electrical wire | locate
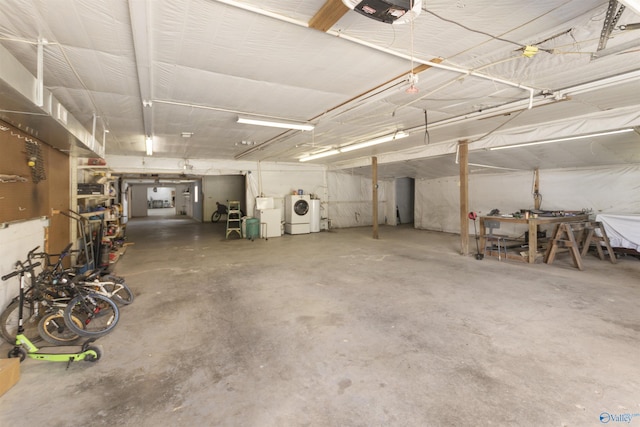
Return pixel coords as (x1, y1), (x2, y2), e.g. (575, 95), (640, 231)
(470, 108), (527, 143)
(423, 9), (522, 47)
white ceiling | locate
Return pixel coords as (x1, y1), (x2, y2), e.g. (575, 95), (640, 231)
(0, 0), (639, 179)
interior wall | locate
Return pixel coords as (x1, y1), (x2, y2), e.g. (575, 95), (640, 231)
(189, 182), (203, 222)
(396, 177), (415, 225)
(0, 217), (49, 313)
(246, 168), (327, 221)
(147, 187), (174, 207)
(0, 120), (70, 252)
(203, 175), (245, 220)
(106, 156), (327, 221)
(130, 185), (149, 217)
(175, 185), (191, 217)
(327, 171), (390, 228)
(415, 164), (640, 236)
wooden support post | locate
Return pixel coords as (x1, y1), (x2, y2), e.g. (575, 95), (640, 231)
(459, 140), (469, 255)
(533, 168), (541, 210)
(372, 156), (379, 240)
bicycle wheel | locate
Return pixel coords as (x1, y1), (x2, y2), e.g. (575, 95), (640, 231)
(38, 310), (83, 345)
(102, 275), (134, 305)
(211, 211), (221, 223)
(0, 300), (43, 344)
(64, 293), (119, 338)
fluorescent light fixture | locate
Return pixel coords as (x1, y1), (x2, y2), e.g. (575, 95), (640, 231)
(489, 128), (635, 151)
(299, 150), (340, 162)
(340, 131), (409, 152)
(299, 131), (410, 162)
(237, 117), (314, 131)
(145, 137), (153, 156)
(619, 0), (640, 15)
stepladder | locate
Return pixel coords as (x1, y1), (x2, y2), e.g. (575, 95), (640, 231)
(226, 200), (242, 239)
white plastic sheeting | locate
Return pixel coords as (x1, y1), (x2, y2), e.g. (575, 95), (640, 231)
(327, 171), (392, 228)
(2, 0), (639, 167)
(595, 214), (640, 251)
(416, 164), (640, 237)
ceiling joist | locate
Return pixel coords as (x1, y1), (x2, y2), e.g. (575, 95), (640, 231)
(309, 0), (349, 31)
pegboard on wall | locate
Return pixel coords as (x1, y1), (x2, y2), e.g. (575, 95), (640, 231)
(0, 120), (70, 252)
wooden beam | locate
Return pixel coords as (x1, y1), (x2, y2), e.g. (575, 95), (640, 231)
(309, 0), (349, 32)
(533, 168), (541, 210)
(316, 58), (443, 118)
(459, 140), (469, 255)
(372, 156), (379, 239)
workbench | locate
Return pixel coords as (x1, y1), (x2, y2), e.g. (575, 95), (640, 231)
(479, 214), (590, 263)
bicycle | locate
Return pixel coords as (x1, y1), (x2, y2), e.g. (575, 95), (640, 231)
(1, 245), (126, 345)
(211, 201), (228, 223)
(211, 201), (245, 223)
(2, 260), (102, 365)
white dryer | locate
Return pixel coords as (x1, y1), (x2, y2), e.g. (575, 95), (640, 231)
(285, 194), (310, 234)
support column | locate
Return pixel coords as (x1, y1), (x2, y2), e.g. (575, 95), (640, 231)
(459, 140), (469, 255)
(372, 156), (379, 240)
(533, 168), (541, 209)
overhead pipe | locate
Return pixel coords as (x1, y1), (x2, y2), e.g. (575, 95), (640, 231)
(36, 38), (45, 107)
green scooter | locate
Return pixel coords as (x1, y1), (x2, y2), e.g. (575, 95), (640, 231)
(2, 260), (103, 367)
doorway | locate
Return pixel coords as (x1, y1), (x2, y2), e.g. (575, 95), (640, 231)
(395, 177), (415, 225)
(147, 187), (176, 216)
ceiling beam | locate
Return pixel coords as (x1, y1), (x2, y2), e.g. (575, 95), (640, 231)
(309, 0), (349, 32)
(128, 0), (154, 142)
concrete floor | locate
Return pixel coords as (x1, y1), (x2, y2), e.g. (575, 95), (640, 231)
(1, 217), (639, 426)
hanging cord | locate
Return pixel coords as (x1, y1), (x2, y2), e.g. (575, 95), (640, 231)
(409, 0), (416, 78)
(423, 109), (430, 145)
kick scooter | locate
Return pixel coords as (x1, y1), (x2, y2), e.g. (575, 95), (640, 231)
(2, 260), (103, 367)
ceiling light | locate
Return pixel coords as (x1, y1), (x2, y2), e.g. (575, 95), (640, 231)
(405, 74), (419, 94)
(298, 131), (409, 161)
(299, 150), (340, 162)
(237, 117), (314, 131)
(145, 137), (153, 156)
(488, 128), (635, 151)
(618, 0), (640, 15)
(181, 132), (193, 138)
(340, 131), (409, 152)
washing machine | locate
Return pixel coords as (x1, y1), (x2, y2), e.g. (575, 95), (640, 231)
(284, 194), (310, 234)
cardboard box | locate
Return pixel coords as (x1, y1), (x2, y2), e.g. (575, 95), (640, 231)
(0, 358), (20, 397)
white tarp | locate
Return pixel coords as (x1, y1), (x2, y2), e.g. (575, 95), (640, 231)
(416, 164), (640, 236)
(595, 214), (640, 251)
(327, 171), (390, 228)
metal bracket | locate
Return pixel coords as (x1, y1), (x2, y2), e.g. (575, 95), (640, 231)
(595, 0), (626, 55)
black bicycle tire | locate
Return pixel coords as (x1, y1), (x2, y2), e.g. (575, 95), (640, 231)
(37, 310), (83, 345)
(0, 300), (42, 344)
(101, 276), (135, 305)
(63, 293), (119, 338)
(211, 211), (221, 223)
(84, 344), (103, 362)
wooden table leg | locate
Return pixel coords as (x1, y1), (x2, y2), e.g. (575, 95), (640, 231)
(479, 217), (486, 256)
(528, 219), (537, 263)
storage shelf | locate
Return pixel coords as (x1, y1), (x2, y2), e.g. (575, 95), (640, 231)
(79, 211), (105, 218)
(77, 194), (112, 199)
(78, 165), (109, 170)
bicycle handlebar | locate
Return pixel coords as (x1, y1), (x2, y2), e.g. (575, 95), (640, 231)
(27, 246), (40, 257)
(1, 261), (42, 281)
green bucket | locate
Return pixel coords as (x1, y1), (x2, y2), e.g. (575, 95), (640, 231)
(246, 218), (260, 239)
